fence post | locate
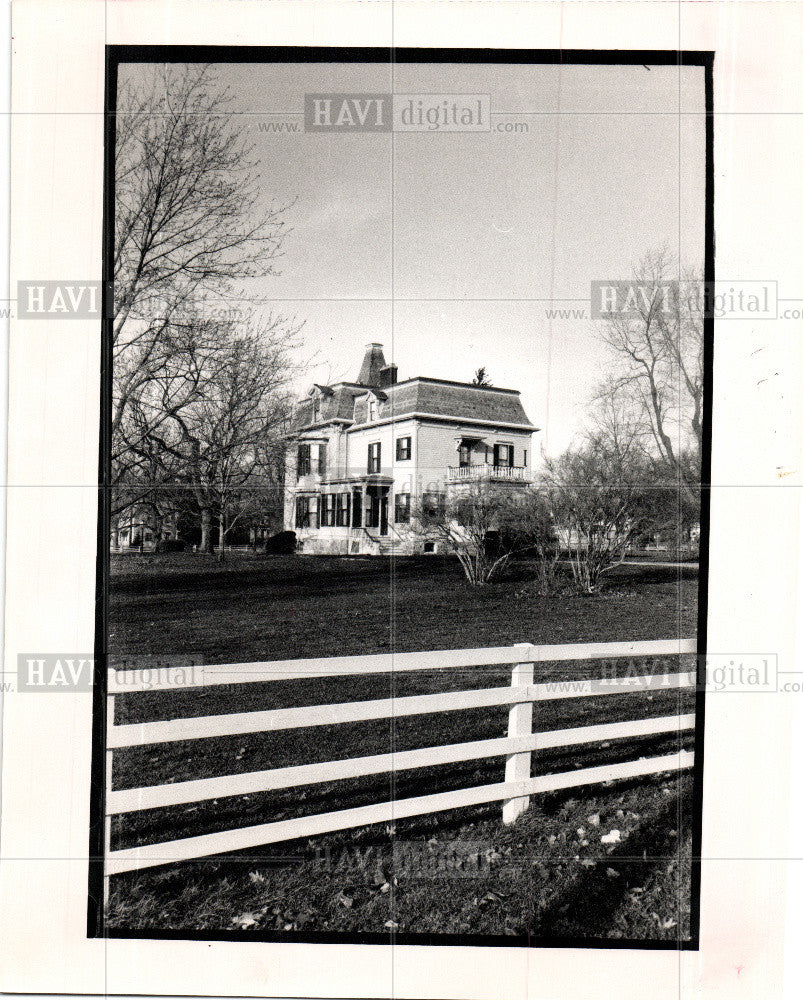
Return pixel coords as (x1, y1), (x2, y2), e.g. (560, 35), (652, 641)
(502, 643), (535, 825)
(103, 692), (114, 915)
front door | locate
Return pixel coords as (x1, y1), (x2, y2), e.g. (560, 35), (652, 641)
(366, 486), (389, 535)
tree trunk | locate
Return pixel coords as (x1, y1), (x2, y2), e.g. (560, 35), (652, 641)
(218, 511), (226, 563)
(200, 509), (212, 553)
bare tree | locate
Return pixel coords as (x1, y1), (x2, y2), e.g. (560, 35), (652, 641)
(112, 63), (293, 506)
(596, 250), (704, 503)
(543, 398), (679, 594)
(171, 320), (298, 558)
(472, 367), (492, 386)
(412, 483), (555, 587)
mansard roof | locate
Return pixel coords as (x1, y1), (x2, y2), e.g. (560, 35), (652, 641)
(372, 378), (535, 428)
(290, 376), (536, 433)
(289, 338), (536, 433)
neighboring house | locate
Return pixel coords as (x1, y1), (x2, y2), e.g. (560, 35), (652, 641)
(111, 508), (178, 552)
(284, 344), (538, 555)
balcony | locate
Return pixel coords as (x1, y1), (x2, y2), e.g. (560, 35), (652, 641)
(447, 464), (530, 483)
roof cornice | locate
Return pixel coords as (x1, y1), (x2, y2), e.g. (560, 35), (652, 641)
(345, 412), (538, 434)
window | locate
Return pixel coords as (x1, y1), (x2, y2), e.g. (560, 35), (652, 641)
(368, 441), (381, 474)
(422, 491), (446, 521)
(317, 444), (327, 478)
(295, 496), (310, 528)
(458, 441), (471, 467)
(494, 443), (514, 468)
(368, 398), (378, 421)
(455, 496), (474, 527)
(336, 493), (350, 527)
(394, 492), (411, 524)
(297, 444), (311, 477)
(320, 493), (336, 527)
(396, 436), (411, 461)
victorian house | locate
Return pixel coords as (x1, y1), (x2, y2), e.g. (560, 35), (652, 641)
(284, 344), (537, 554)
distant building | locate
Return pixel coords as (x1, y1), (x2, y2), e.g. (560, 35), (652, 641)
(284, 344), (538, 555)
(111, 508), (178, 552)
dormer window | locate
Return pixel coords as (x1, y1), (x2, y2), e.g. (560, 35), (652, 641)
(368, 398), (378, 421)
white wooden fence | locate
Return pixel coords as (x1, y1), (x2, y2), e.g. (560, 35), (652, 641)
(103, 638), (697, 902)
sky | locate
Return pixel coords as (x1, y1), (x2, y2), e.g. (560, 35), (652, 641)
(120, 59), (706, 458)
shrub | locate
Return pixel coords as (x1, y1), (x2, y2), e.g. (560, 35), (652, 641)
(155, 538), (186, 553)
(265, 530), (296, 555)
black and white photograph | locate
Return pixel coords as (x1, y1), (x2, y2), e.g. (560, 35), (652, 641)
(95, 49), (713, 947)
(7, 1), (803, 996)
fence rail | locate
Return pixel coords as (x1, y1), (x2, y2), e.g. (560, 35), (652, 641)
(103, 638), (697, 898)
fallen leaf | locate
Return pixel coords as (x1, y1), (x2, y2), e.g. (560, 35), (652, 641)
(477, 891), (507, 909)
(601, 829), (622, 845)
(588, 813), (601, 827)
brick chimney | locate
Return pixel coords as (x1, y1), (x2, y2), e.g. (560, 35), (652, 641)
(379, 363), (398, 388)
(357, 343), (387, 387)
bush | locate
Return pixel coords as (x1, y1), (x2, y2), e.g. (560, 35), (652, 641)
(155, 538), (186, 553)
(264, 530), (296, 555)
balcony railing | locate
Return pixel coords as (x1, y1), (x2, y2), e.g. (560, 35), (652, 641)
(447, 464), (530, 483)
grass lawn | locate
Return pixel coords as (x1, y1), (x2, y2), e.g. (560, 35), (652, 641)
(109, 551), (698, 662)
(106, 552), (699, 941)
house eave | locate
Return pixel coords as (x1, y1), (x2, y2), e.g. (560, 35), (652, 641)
(346, 412), (539, 434)
(285, 419), (353, 439)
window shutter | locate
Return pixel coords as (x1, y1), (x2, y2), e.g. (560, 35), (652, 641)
(493, 444), (500, 467)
